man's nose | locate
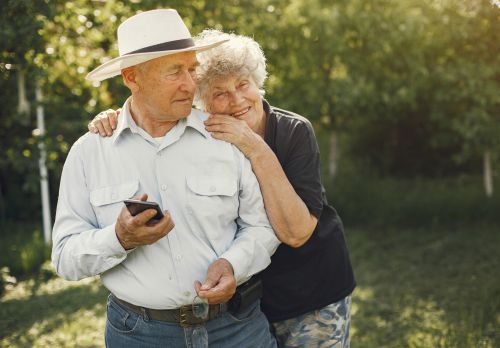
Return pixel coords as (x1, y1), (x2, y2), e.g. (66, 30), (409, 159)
(179, 70), (196, 92)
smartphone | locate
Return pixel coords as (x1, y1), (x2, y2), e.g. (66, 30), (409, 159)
(124, 199), (164, 221)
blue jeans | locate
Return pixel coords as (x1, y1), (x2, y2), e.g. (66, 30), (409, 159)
(105, 294), (277, 348)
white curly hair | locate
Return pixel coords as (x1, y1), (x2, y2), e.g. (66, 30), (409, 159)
(193, 29), (268, 109)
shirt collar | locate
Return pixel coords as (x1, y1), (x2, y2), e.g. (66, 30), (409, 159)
(111, 99), (210, 143)
(111, 98), (138, 144)
(185, 108), (211, 139)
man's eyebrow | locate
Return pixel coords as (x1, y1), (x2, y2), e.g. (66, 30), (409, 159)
(167, 63), (183, 71)
(166, 61), (199, 71)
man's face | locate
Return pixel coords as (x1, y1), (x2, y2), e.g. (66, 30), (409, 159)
(205, 74), (264, 132)
(134, 51), (198, 120)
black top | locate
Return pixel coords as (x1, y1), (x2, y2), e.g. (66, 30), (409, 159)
(260, 101), (356, 323)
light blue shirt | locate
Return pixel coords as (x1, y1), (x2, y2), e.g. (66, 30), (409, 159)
(51, 99), (279, 309)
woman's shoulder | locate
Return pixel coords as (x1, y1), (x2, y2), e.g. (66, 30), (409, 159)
(267, 104), (316, 142)
(269, 105), (312, 127)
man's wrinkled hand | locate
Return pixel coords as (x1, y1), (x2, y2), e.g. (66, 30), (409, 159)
(195, 258), (236, 304)
(115, 193), (174, 250)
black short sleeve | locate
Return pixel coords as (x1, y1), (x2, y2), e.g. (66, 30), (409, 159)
(264, 105), (323, 218)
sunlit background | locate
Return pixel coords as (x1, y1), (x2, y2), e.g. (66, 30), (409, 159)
(1, 1), (499, 347)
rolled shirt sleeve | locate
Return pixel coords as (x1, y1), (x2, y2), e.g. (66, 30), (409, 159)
(51, 140), (127, 281)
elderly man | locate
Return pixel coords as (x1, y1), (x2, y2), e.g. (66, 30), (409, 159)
(51, 9), (279, 348)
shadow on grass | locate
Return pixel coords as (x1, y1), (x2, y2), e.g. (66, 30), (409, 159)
(348, 223), (500, 348)
(0, 277), (107, 346)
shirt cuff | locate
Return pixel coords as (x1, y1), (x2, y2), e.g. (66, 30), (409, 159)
(97, 222), (128, 257)
(219, 250), (270, 285)
(219, 253), (244, 284)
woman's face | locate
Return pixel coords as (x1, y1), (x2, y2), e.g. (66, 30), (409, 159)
(205, 74), (265, 132)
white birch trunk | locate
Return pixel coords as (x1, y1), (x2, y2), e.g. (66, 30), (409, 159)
(17, 70), (30, 116)
(36, 85), (52, 244)
(328, 131), (339, 178)
(483, 150), (493, 197)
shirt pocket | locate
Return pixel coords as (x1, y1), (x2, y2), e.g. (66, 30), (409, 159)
(185, 175), (238, 241)
(90, 180), (139, 228)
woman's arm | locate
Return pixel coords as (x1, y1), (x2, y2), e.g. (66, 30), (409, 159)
(205, 115), (318, 247)
(250, 138), (318, 247)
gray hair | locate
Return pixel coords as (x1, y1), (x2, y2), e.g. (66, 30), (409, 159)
(193, 30), (268, 109)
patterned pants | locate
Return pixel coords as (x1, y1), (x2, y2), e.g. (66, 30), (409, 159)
(271, 295), (351, 348)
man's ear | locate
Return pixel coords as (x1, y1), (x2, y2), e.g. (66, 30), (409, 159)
(122, 67), (140, 92)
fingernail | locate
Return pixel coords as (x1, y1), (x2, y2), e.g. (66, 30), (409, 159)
(201, 284), (210, 290)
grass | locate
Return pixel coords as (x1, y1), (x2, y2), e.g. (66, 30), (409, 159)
(348, 223), (500, 348)
(1, 224), (498, 347)
(0, 272), (107, 347)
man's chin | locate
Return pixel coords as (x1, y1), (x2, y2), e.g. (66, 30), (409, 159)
(172, 105), (193, 119)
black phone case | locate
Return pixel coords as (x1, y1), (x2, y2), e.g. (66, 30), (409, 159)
(124, 200), (164, 220)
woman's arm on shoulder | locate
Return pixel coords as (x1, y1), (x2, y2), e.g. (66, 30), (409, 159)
(248, 138), (319, 248)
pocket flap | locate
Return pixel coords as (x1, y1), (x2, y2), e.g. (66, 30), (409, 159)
(90, 181), (139, 207)
(186, 175), (237, 197)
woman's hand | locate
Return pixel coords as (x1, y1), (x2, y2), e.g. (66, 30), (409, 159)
(204, 114), (265, 159)
(88, 109), (121, 137)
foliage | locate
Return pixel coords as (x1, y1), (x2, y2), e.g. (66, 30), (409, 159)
(0, 222), (50, 277)
(0, 0), (499, 220)
(266, 0), (500, 176)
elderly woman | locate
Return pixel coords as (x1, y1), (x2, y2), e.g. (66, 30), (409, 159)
(89, 30), (355, 347)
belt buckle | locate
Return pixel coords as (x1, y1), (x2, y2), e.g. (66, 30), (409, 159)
(179, 305), (205, 328)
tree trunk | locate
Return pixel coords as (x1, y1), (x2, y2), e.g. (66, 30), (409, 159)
(483, 150), (493, 197)
(17, 69), (30, 122)
(0, 181), (5, 231)
(328, 130), (339, 178)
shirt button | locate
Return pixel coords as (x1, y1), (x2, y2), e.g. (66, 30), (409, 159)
(161, 184), (167, 191)
(176, 255), (182, 261)
(111, 192), (116, 199)
(183, 291), (191, 297)
(210, 186), (216, 192)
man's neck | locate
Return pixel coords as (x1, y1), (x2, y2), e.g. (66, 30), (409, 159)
(129, 98), (178, 137)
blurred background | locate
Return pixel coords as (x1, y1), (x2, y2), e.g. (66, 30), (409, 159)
(0, 0), (499, 347)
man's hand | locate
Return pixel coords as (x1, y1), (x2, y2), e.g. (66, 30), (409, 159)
(88, 108), (121, 137)
(115, 194), (174, 250)
(195, 258), (236, 304)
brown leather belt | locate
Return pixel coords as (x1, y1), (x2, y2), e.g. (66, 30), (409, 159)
(112, 295), (227, 327)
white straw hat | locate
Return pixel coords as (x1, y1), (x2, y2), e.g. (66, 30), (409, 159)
(86, 9), (227, 82)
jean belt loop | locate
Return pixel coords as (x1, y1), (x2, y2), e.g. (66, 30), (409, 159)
(141, 307), (150, 321)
